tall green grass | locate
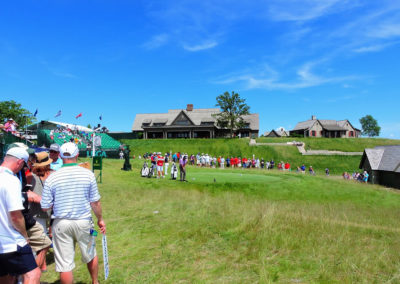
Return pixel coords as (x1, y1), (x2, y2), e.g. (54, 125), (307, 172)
(41, 159), (400, 283)
(256, 137), (400, 151)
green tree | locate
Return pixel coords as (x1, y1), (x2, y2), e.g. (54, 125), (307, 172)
(87, 124), (92, 129)
(0, 100), (36, 129)
(359, 115), (380, 137)
(214, 91), (250, 138)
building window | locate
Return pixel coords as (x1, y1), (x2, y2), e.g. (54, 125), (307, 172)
(153, 123), (165, 127)
(349, 131), (354, 137)
(311, 130), (316, 137)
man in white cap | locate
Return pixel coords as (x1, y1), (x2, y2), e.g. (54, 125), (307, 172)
(0, 147), (41, 283)
(41, 142), (106, 284)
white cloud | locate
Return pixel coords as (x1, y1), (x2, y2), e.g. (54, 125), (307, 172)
(142, 34), (169, 49)
(183, 41), (218, 52)
(267, 0), (355, 22)
(368, 23), (400, 38)
(353, 42), (396, 53)
(216, 61), (358, 90)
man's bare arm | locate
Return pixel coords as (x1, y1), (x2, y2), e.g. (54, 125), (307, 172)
(10, 210), (28, 240)
(90, 200), (106, 234)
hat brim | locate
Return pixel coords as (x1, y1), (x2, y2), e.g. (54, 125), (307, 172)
(33, 159), (53, 167)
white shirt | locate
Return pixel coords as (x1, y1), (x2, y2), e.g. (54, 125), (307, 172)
(0, 166), (27, 253)
(41, 164), (101, 220)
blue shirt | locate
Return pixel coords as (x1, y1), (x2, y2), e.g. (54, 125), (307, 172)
(50, 158), (63, 171)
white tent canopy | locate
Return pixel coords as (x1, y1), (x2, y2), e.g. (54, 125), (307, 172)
(29, 120), (93, 132)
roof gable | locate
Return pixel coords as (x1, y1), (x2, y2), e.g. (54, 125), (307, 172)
(171, 111), (195, 126)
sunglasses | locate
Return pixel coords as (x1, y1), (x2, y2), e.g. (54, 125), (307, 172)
(49, 150), (59, 153)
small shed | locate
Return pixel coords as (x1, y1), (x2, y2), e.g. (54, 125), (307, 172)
(359, 145), (400, 189)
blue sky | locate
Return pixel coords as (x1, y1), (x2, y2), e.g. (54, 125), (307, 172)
(1, 1), (399, 138)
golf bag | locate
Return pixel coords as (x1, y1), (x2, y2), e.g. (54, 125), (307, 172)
(148, 163), (155, 178)
(141, 162), (150, 177)
(171, 163), (178, 180)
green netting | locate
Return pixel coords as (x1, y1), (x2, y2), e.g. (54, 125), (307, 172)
(0, 132), (33, 159)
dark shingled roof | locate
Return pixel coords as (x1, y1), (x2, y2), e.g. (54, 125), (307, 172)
(361, 145), (400, 173)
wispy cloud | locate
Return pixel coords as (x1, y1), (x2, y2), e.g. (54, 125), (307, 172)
(40, 59), (77, 79)
(142, 33), (169, 49)
(368, 22), (400, 39)
(267, 0), (356, 22)
(183, 41), (218, 52)
(216, 61), (358, 90)
(353, 41), (398, 53)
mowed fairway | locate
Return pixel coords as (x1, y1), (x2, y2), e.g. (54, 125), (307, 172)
(41, 159), (400, 283)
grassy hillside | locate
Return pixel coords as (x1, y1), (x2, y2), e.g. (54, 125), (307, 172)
(123, 138), (363, 175)
(41, 159), (400, 283)
(256, 137), (400, 152)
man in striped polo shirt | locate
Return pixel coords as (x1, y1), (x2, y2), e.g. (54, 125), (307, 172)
(41, 142), (106, 284)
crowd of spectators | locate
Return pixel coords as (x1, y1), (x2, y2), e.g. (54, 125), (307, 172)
(0, 142), (105, 283)
(140, 152), (321, 176)
(342, 170), (369, 183)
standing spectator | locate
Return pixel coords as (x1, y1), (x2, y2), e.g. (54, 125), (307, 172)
(325, 168), (330, 176)
(119, 151), (124, 160)
(363, 171), (369, 183)
(30, 151), (53, 272)
(300, 164), (306, 174)
(0, 147), (41, 283)
(49, 144), (63, 171)
(179, 155), (187, 182)
(156, 152), (165, 178)
(270, 160), (275, 169)
(220, 157), (225, 169)
(164, 153), (170, 176)
(200, 153), (205, 167)
(309, 166), (315, 175)
(196, 153), (201, 167)
(41, 143), (106, 284)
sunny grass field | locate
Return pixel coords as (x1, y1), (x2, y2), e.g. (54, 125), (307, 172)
(40, 158), (400, 283)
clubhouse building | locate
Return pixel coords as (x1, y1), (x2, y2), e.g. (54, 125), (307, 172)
(290, 116), (361, 138)
(132, 104), (259, 139)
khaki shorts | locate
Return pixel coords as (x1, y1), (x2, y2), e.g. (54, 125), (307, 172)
(52, 219), (96, 272)
(27, 222), (52, 253)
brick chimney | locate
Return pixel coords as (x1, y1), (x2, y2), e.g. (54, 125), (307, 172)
(186, 104), (193, 111)
(311, 115), (316, 120)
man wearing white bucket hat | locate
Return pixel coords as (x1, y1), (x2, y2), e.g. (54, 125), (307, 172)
(41, 142), (106, 284)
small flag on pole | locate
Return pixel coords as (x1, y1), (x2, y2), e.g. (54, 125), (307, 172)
(33, 109), (38, 117)
(76, 113), (82, 119)
(102, 234), (109, 280)
(55, 110), (62, 117)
